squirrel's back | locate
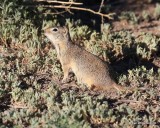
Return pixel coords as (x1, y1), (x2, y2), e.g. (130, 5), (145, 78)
(44, 26), (124, 91)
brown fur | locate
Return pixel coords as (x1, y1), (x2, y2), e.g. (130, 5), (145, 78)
(44, 26), (126, 92)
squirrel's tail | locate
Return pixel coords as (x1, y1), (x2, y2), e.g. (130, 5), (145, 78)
(112, 83), (138, 93)
(112, 83), (126, 92)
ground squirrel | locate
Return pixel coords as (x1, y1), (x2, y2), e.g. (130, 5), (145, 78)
(44, 26), (125, 92)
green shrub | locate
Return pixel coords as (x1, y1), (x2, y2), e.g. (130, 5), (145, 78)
(0, 0), (160, 127)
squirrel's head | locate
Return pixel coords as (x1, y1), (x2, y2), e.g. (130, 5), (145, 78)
(44, 26), (70, 45)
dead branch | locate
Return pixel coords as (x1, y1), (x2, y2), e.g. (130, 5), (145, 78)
(34, 0), (83, 5)
(26, 1), (115, 19)
(52, 5), (115, 19)
(98, 0), (104, 12)
(117, 99), (146, 104)
(44, 10), (67, 15)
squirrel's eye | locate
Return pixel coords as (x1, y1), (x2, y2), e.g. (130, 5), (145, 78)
(52, 28), (58, 32)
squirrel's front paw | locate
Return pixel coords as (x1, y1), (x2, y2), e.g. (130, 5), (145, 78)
(61, 77), (70, 84)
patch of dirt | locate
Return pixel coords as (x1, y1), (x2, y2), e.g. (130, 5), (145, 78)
(110, 0), (160, 36)
(112, 20), (160, 36)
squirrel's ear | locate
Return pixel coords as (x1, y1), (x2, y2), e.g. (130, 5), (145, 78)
(62, 26), (69, 35)
(62, 26), (71, 40)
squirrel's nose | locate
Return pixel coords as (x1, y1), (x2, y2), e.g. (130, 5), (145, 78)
(42, 26), (50, 32)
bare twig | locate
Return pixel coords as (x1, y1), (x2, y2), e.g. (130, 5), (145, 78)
(34, 0), (83, 5)
(52, 5), (115, 19)
(9, 105), (28, 109)
(117, 99), (146, 104)
(101, 16), (104, 32)
(0, 103), (28, 109)
(44, 10), (67, 15)
(24, 1), (115, 19)
(99, 0), (105, 33)
(98, 0), (104, 12)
